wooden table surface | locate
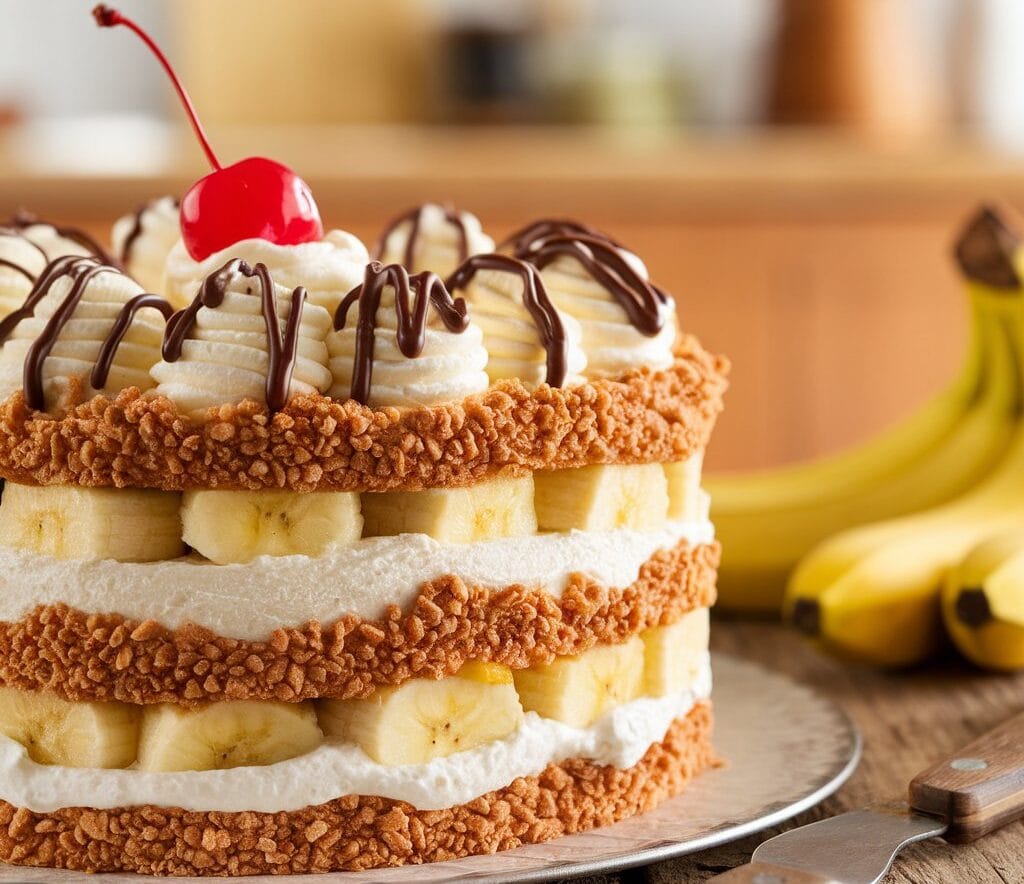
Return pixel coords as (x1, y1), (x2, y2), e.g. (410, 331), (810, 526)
(572, 619), (1024, 884)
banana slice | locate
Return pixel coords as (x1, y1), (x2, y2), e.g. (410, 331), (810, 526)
(0, 483), (183, 562)
(137, 700), (322, 772)
(0, 686), (139, 768)
(512, 637), (645, 728)
(361, 475), (536, 543)
(641, 608), (710, 697)
(181, 490), (363, 564)
(319, 661), (524, 765)
(664, 454), (707, 521)
(533, 464), (669, 532)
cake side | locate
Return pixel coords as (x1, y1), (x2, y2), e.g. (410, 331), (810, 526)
(0, 191), (726, 875)
(0, 704), (713, 876)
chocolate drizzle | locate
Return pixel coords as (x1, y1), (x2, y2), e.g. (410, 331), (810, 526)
(90, 294), (174, 390)
(334, 261), (470, 405)
(373, 205), (470, 270)
(163, 259), (310, 412)
(502, 218), (620, 257)
(446, 253), (569, 387)
(504, 220), (668, 337)
(0, 227), (48, 283)
(118, 198), (180, 268)
(5, 256), (113, 410)
(527, 235), (668, 336)
(8, 211), (120, 268)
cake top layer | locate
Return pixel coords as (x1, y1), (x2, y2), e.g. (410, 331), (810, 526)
(0, 201), (699, 417)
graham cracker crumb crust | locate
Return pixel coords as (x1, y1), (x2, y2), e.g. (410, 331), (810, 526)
(0, 540), (718, 705)
(0, 702), (713, 876)
(0, 337), (727, 493)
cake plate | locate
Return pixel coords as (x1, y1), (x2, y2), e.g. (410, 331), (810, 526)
(0, 653), (860, 884)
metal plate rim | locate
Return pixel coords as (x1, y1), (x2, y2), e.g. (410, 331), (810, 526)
(437, 652), (863, 884)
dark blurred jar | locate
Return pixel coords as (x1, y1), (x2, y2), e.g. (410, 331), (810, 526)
(441, 20), (535, 124)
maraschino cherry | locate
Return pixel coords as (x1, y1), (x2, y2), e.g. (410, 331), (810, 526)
(93, 5), (323, 262)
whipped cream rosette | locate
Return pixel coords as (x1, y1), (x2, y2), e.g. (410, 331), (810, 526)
(375, 203), (494, 278)
(505, 220), (677, 377)
(151, 259), (332, 415)
(447, 253), (587, 388)
(0, 256), (170, 410)
(7, 213), (115, 264)
(164, 229), (369, 313)
(0, 228), (49, 319)
(112, 195), (181, 295)
(327, 261), (489, 407)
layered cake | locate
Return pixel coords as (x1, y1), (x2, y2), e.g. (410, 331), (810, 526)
(0, 7), (728, 877)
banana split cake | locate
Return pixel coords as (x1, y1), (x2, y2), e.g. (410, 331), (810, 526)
(0, 7), (728, 878)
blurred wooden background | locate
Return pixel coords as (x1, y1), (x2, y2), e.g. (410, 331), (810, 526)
(3, 127), (1021, 472)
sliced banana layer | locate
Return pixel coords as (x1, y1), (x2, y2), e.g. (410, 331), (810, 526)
(0, 687), (139, 769)
(0, 668), (711, 813)
(181, 490), (363, 564)
(534, 463), (670, 532)
(319, 661), (523, 766)
(0, 265), (166, 408)
(0, 615), (710, 773)
(361, 475), (536, 543)
(513, 636), (646, 729)
(0, 484), (183, 563)
(664, 454), (708, 522)
(642, 608), (711, 697)
(137, 700), (322, 772)
(150, 277), (334, 415)
(376, 203), (494, 278)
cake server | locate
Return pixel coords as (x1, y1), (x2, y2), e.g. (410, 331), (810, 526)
(709, 709), (1024, 883)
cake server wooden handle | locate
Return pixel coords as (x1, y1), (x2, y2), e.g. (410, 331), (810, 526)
(910, 709), (1024, 842)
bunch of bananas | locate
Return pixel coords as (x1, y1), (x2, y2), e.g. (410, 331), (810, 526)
(711, 205), (1024, 670)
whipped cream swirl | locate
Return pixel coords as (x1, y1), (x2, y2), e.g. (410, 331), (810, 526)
(0, 230), (48, 318)
(0, 662), (710, 814)
(9, 216), (112, 264)
(376, 203), (494, 278)
(164, 230), (369, 313)
(449, 255), (586, 388)
(151, 265), (333, 415)
(0, 261), (166, 409)
(505, 222), (678, 378)
(537, 247), (676, 377)
(112, 196), (180, 297)
(327, 263), (488, 407)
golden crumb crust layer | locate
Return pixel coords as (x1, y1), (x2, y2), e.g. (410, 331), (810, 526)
(0, 336), (727, 492)
(0, 540), (718, 706)
(0, 702), (713, 876)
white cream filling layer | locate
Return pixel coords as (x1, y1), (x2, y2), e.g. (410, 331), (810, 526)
(0, 655), (710, 814)
(0, 519), (713, 641)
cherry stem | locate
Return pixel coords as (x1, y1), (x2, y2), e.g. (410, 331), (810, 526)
(92, 5), (221, 171)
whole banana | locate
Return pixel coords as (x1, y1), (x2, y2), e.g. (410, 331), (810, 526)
(942, 532), (1024, 671)
(712, 206), (1024, 612)
(785, 286), (1024, 668)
